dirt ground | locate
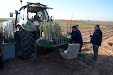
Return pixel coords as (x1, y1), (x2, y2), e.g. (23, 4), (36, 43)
(56, 20), (113, 26)
(0, 20), (113, 75)
(0, 20), (7, 23)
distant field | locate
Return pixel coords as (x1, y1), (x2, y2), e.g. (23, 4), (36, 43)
(0, 18), (14, 21)
(0, 18), (15, 23)
(56, 20), (113, 26)
(60, 24), (105, 28)
(0, 18), (112, 28)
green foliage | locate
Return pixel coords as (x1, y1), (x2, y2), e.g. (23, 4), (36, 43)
(39, 22), (63, 41)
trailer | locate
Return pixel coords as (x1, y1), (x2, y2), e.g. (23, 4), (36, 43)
(34, 34), (95, 68)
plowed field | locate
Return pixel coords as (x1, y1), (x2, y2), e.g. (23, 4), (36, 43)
(0, 20), (113, 75)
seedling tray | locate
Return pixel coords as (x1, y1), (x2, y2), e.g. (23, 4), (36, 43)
(35, 38), (70, 48)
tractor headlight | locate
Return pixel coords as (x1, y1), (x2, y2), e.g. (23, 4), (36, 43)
(31, 23), (33, 26)
(27, 22), (31, 25)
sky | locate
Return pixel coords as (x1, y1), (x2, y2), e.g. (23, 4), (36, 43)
(0, 0), (113, 21)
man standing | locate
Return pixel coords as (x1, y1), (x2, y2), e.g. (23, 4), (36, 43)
(70, 25), (83, 52)
(91, 25), (102, 61)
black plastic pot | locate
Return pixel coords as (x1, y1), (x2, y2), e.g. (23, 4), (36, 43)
(4, 39), (10, 43)
(10, 38), (14, 43)
(50, 40), (54, 46)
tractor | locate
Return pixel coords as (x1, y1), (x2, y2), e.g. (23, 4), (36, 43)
(10, 2), (53, 59)
(8, 2), (95, 67)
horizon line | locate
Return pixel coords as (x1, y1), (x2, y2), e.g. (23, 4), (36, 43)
(0, 18), (113, 22)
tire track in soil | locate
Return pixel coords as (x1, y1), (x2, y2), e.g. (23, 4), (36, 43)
(99, 36), (113, 56)
(82, 29), (113, 42)
(83, 34), (113, 56)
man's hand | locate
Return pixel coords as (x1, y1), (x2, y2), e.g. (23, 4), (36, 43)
(90, 35), (92, 37)
(67, 32), (70, 34)
(67, 32), (71, 35)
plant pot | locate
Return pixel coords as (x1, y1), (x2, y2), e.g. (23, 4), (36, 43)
(54, 39), (59, 45)
(57, 39), (60, 45)
(59, 39), (62, 44)
(52, 38), (55, 45)
(4, 39), (10, 43)
(10, 38), (14, 43)
(50, 40), (54, 46)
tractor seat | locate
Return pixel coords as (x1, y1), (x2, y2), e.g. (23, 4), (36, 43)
(60, 43), (80, 59)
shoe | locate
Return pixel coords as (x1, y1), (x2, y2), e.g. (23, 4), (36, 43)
(92, 58), (97, 61)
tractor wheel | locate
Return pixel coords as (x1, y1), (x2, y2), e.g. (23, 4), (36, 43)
(15, 28), (35, 59)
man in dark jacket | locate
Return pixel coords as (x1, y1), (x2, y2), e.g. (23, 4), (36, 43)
(70, 25), (83, 52)
(91, 25), (102, 61)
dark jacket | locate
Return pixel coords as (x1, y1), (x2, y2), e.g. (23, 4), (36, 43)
(70, 30), (83, 45)
(91, 29), (102, 46)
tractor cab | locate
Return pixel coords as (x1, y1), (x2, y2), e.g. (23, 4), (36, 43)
(18, 2), (52, 26)
(11, 2), (53, 31)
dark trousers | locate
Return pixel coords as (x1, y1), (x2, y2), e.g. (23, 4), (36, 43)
(79, 45), (82, 52)
(93, 45), (99, 60)
(0, 48), (4, 70)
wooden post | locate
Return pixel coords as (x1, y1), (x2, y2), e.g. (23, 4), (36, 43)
(20, 0), (22, 6)
(70, 24), (71, 31)
(90, 32), (91, 54)
(67, 22), (68, 32)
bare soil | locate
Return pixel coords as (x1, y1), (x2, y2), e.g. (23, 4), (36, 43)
(56, 20), (113, 26)
(0, 20), (7, 23)
(0, 20), (113, 75)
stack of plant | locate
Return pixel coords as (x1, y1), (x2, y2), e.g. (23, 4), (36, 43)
(0, 20), (14, 43)
(38, 22), (67, 45)
(0, 23), (3, 44)
(7, 20), (14, 43)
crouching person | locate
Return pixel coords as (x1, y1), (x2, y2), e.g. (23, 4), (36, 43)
(70, 25), (83, 52)
(91, 25), (102, 61)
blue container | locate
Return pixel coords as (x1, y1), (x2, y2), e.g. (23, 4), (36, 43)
(1, 43), (15, 61)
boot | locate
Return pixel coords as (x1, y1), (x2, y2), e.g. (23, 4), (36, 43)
(93, 56), (97, 61)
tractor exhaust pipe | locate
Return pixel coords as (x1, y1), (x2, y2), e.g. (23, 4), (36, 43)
(20, 0), (22, 6)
